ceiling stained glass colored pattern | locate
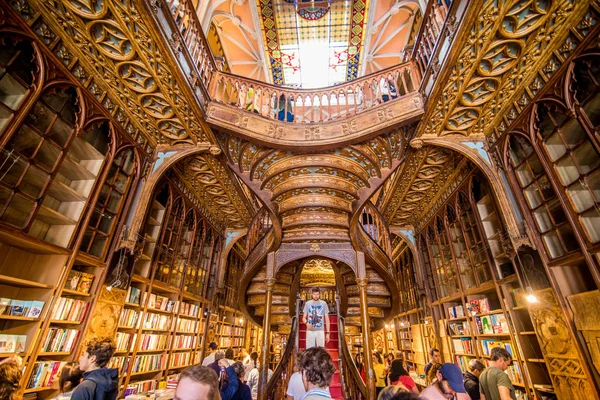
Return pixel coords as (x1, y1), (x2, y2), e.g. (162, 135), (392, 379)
(257, 0), (369, 87)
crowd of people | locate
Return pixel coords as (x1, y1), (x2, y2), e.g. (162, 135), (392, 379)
(0, 334), (517, 400)
(349, 345), (517, 400)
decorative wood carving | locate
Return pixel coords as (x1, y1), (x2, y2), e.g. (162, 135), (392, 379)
(529, 288), (597, 400)
(420, 0), (594, 139)
(568, 290), (600, 378)
(81, 286), (126, 345)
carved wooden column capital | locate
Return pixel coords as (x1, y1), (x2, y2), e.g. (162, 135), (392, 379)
(356, 277), (369, 289)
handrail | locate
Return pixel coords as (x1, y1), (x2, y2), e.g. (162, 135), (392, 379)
(360, 201), (393, 258)
(209, 61), (418, 124)
(411, 0), (452, 77)
(266, 298), (301, 399)
(163, 0), (217, 85)
(246, 207), (272, 254)
(337, 296), (367, 400)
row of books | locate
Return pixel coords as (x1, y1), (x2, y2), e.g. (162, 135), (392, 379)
(219, 337), (244, 348)
(475, 313), (509, 335)
(169, 352), (191, 368)
(127, 287), (142, 305)
(179, 302), (200, 318)
(120, 309), (141, 328)
(0, 298), (45, 318)
(454, 354), (474, 373)
(131, 353), (167, 374)
(451, 338), (474, 355)
(0, 334), (26, 353)
(219, 325), (245, 336)
(51, 298), (90, 322)
(123, 379), (159, 397)
(65, 270), (94, 293)
(447, 305), (465, 318)
(145, 293), (178, 313)
(143, 313), (172, 330)
(116, 332), (136, 351)
(107, 356), (128, 374)
(173, 335), (196, 349)
(139, 334), (169, 351)
(480, 340), (513, 357)
(448, 320), (470, 336)
(42, 328), (80, 353)
(27, 361), (67, 389)
(176, 318), (199, 333)
(467, 298), (491, 315)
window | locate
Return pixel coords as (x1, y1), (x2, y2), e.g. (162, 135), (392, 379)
(508, 134), (577, 259)
(79, 147), (134, 258)
(0, 38), (36, 133)
(155, 197), (185, 284)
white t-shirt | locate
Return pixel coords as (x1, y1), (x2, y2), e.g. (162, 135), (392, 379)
(286, 371), (306, 400)
(201, 352), (215, 366)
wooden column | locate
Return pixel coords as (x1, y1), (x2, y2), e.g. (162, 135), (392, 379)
(357, 251), (375, 399)
(258, 253), (276, 400)
(257, 277), (275, 400)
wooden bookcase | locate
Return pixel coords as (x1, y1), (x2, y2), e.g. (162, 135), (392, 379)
(215, 306), (247, 352)
(416, 173), (556, 400)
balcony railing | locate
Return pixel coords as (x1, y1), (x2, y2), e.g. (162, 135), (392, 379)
(165, 0), (216, 85)
(360, 202), (392, 258)
(412, 0), (452, 77)
(208, 62), (418, 124)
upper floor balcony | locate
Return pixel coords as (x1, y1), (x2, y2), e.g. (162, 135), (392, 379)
(148, 0), (468, 146)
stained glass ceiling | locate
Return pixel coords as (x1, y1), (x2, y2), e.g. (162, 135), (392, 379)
(257, 0), (369, 88)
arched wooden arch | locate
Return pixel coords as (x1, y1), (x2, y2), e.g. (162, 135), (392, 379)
(123, 144), (217, 250)
(410, 137), (527, 247)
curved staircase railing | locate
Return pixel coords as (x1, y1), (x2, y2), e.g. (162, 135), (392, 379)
(246, 206), (273, 255)
(209, 62), (418, 124)
(266, 298), (300, 400)
(359, 201), (393, 258)
(337, 296), (367, 400)
(412, 0), (451, 77)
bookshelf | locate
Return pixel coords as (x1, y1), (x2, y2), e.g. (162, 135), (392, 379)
(416, 174), (555, 400)
(215, 306), (247, 352)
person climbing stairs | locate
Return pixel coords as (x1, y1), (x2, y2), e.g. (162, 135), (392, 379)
(299, 314), (343, 399)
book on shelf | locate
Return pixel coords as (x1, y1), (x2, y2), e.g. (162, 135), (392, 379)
(480, 339), (513, 357)
(490, 314), (509, 334)
(447, 305), (464, 318)
(120, 309), (141, 328)
(27, 361), (67, 389)
(51, 298), (90, 322)
(42, 328), (80, 352)
(0, 299), (45, 318)
(468, 298), (490, 315)
(76, 273), (94, 294)
(476, 316), (494, 334)
(132, 353), (167, 373)
(0, 334), (27, 353)
(127, 287), (142, 305)
(448, 321), (469, 336)
(66, 270), (81, 291)
(0, 298), (10, 315)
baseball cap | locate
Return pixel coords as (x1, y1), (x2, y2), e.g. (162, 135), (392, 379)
(439, 363), (466, 393)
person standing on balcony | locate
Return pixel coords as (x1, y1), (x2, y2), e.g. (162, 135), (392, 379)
(379, 77), (390, 102)
(302, 287), (330, 349)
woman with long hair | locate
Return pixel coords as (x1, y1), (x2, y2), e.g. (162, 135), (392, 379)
(373, 351), (386, 397)
(51, 362), (83, 400)
(389, 360), (419, 394)
(0, 357), (21, 400)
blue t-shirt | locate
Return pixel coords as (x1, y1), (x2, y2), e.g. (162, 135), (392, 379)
(303, 300), (329, 330)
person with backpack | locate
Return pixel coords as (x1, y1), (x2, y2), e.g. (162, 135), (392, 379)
(71, 338), (118, 400)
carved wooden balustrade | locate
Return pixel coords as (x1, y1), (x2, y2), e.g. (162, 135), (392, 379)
(246, 207), (273, 255)
(360, 202), (392, 259)
(338, 311), (367, 400)
(164, 0), (216, 85)
(209, 62), (418, 124)
(266, 300), (300, 400)
(412, 0), (451, 77)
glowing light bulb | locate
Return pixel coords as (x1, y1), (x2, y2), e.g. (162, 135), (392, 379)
(526, 293), (538, 303)
(400, 321), (405, 327)
(385, 324), (389, 330)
